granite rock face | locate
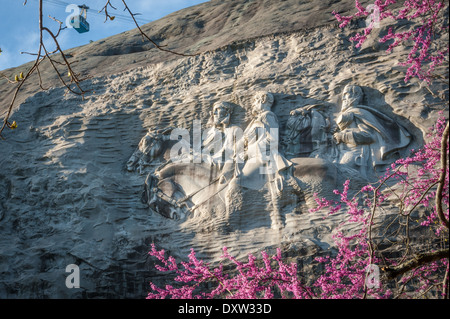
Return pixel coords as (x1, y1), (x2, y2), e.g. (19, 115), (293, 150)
(0, 0), (448, 298)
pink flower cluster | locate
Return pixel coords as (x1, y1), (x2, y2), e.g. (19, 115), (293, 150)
(314, 114), (448, 298)
(333, 0), (448, 83)
(147, 244), (314, 299)
(383, 113), (449, 233)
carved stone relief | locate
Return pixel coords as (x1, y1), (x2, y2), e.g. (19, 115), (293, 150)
(128, 85), (413, 230)
(333, 84), (412, 180)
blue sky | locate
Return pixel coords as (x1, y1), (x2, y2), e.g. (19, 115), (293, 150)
(0, 0), (208, 71)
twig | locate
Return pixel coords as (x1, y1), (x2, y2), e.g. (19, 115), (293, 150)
(0, 0), (89, 139)
(443, 266), (449, 298)
(119, 0), (198, 57)
(1, 0), (201, 140)
(435, 122), (449, 228)
(0, 72), (17, 84)
(383, 248), (449, 280)
(99, 0), (117, 23)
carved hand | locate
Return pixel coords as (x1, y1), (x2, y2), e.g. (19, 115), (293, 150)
(289, 109), (304, 116)
(333, 132), (343, 144)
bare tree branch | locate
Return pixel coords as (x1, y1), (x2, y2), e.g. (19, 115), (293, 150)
(436, 122), (449, 228)
(103, 0), (199, 57)
(383, 248), (449, 280)
(0, 0), (91, 138)
(1, 0), (201, 140)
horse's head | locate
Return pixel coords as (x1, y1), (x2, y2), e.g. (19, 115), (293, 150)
(140, 132), (164, 160)
(283, 109), (312, 145)
(127, 128), (174, 172)
(141, 174), (189, 221)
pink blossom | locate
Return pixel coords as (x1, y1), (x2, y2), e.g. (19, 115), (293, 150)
(333, 0), (448, 83)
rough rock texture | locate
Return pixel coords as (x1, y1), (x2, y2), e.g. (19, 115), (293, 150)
(0, 0), (448, 298)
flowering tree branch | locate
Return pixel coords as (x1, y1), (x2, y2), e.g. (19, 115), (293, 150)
(333, 0), (449, 83)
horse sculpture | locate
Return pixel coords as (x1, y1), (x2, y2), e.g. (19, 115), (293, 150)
(141, 160), (235, 220)
(136, 100), (241, 221)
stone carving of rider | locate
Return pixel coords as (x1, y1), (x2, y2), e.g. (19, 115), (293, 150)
(333, 84), (411, 179)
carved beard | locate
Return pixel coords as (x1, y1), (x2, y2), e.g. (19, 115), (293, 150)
(337, 112), (354, 130)
(252, 103), (270, 116)
(342, 94), (363, 111)
(214, 114), (230, 128)
(251, 105), (261, 116)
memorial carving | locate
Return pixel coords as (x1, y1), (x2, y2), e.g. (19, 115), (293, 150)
(129, 86), (413, 229)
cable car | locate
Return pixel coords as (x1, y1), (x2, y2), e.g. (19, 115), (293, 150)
(70, 4), (90, 33)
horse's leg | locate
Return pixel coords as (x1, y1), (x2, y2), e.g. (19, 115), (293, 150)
(141, 174), (157, 205)
(268, 175), (286, 230)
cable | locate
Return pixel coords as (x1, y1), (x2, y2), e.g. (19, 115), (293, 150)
(42, 0), (150, 25)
